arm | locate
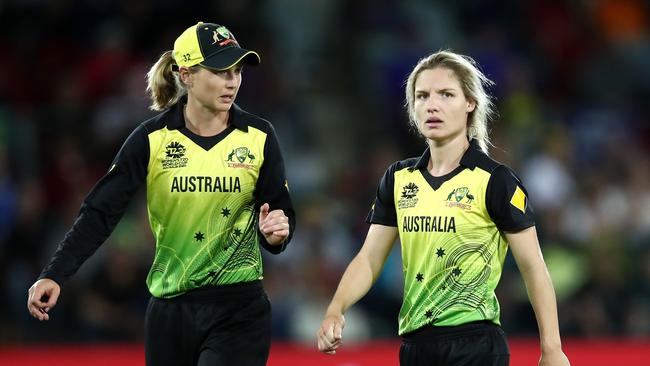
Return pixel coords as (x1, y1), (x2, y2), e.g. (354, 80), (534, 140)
(27, 125), (149, 321)
(506, 227), (570, 366)
(317, 224), (398, 355)
(254, 124), (295, 252)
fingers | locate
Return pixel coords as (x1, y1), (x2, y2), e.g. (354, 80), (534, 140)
(44, 286), (61, 310)
(259, 203), (270, 220)
(317, 318), (344, 355)
(271, 229), (290, 238)
(326, 321), (335, 341)
(317, 328), (341, 354)
(262, 223), (290, 235)
(27, 279), (60, 321)
(334, 321), (343, 340)
(259, 209), (289, 235)
(259, 205), (290, 245)
(28, 289), (50, 321)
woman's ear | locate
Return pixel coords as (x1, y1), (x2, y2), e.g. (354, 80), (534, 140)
(467, 101), (476, 113)
(178, 67), (193, 87)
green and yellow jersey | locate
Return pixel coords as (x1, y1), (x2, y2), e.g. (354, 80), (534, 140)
(367, 140), (534, 335)
(40, 99), (295, 298)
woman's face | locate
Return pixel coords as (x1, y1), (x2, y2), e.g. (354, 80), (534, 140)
(413, 67), (475, 143)
(185, 63), (243, 112)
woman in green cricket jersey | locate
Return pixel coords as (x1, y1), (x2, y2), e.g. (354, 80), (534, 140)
(317, 50), (569, 366)
(27, 22), (295, 366)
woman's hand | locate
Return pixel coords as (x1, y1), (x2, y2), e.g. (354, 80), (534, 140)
(27, 278), (61, 321)
(317, 313), (345, 355)
(539, 349), (571, 366)
(258, 203), (290, 245)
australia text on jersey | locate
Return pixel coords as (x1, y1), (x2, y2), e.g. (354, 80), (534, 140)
(402, 215), (456, 233)
(170, 176), (242, 193)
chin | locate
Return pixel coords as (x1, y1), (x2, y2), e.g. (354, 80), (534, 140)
(420, 130), (446, 140)
(214, 103), (233, 112)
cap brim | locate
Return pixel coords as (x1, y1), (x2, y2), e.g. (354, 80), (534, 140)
(200, 47), (260, 70)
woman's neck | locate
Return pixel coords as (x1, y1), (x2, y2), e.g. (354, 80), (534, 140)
(184, 100), (230, 137)
(426, 135), (470, 177)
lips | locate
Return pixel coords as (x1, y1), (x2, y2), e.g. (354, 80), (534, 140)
(425, 117), (443, 127)
(219, 95), (234, 103)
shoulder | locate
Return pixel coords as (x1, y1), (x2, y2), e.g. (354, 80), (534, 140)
(463, 145), (525, 188)
(140, 107), (178, 135)
(470, 149), (502, 175)
(233, 104), (275, 135)
(396, 157), (420, 172)
(383, 157), (421, 178)
(489, 163), (524, 186)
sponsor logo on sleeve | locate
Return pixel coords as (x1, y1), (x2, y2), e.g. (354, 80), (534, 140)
(510, 186), (527, 213)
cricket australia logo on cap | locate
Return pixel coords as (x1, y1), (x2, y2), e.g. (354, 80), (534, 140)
(212, 26), (238, 47)
(162, 141), (189, 169)
(445, 187), (474, 210)
(397, 182), (419, 209)
(226, 146), (255, 169)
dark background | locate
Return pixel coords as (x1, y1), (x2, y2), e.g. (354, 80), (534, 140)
(1, 0), (649, 345)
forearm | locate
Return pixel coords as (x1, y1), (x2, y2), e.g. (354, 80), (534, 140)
(40, 125), (148, 284)
(40, 204), (125, 284)
(520, 264), (563, 351)
(326, 254), (376, 316)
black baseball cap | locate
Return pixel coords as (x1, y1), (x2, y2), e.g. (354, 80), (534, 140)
(172, 22), (260, 70)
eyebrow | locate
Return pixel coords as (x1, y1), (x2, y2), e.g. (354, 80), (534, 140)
(415, 87), (458, 93)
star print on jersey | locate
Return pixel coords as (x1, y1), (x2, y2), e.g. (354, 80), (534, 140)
(436, 248), (445, 258)
(194, 232), (205, 242)
(221, 207), (231, 217)
(208, 270), (217, 277)
(233, 228), (242, 237)
(425, 310), (433, 319)
(452, 267), (462, 277)
(416, 273), (424, 282)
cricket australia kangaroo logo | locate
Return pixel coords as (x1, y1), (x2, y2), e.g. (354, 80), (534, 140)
(212, 26), (238, 47)
(445, 187), (474, 210)
(398, 182), (419, 209)
(226, 147), (256, 169)
(162, 141), (188, 169)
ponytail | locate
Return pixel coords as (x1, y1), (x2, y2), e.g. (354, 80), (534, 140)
(146, 51), (186, 111)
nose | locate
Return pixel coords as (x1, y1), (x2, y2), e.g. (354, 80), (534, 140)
(426, 98), (440, 113)
(222, 70), (239, 87)
(225, 71), (237, 86)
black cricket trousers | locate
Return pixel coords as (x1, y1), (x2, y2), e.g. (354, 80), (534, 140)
(144, 280), (271, 366)
(400, 320), (510, 366)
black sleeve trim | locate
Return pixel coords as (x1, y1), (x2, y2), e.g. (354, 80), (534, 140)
(253, 124), (295, 254)
(486, 165), (536, 232)
(39, 125), (149, 285)
(365, 162), (398, 227)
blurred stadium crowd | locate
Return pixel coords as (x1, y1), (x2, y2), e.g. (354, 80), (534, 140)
(1, 0), (649, 345)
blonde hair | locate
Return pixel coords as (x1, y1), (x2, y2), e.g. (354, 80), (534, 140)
(404, 50), (495, 154)
(145, 51), (186, 111)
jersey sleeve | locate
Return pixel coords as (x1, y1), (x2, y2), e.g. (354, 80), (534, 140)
(253, 124), (295, 254)
(366, 162), (398, 226)
(486, 165), (535, 232)
(39, 124), (149, 285)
